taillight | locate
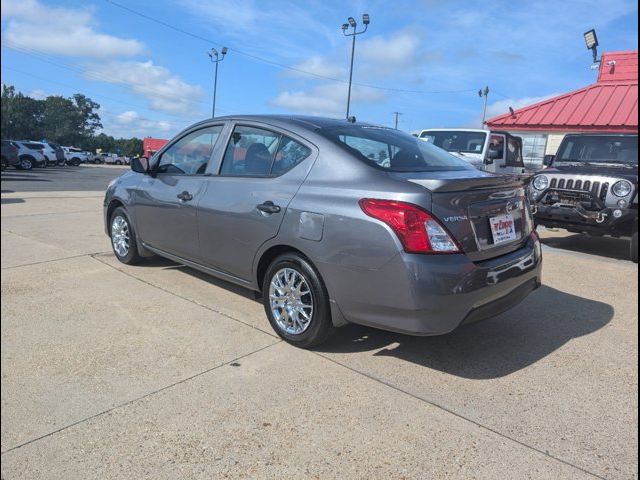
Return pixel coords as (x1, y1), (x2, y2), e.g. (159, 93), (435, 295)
(359, 199), (460, 254)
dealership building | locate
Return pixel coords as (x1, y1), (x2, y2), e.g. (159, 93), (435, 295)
(486, 50), (638, 169)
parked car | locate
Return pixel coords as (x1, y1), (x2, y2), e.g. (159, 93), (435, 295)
(62, 147), (89, 166)
(91, 152), (114, 164)
(13, 141), (47, 169)
(38, 141), (64, 167)
(530, 133), (638, 262)
(104, 115), (542, 348)
(418, 129), (526, 174)
(1, 140), (20, 170)
(103, 153), (128, 165)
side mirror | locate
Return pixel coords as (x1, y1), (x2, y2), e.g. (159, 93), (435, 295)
(543, 154), (555, 167)
(131, 156), (150, 174)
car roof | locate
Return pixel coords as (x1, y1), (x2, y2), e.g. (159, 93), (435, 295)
(188, 114), (378, 133)
(563, 133), (638, 138)
(419, 128), (489, 133)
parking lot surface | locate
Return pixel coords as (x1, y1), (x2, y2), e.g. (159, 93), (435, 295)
(1, 165), (638, 479)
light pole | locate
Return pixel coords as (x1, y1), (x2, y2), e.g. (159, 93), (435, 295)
(342, 14), (370, 120)
(208, 47), (228, 118)
(478, 86), (490, 127)
(392, 111), (402, 129)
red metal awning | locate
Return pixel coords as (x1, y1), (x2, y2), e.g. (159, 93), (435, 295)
(486, 51), (638, 134)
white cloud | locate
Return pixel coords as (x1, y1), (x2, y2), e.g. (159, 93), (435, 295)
(1, 0), (145, 58)
(27, 88), (47, 100)
(84, 61), (205, 116)
(271, 83), (386, 116)
(287, 56), (346, 80)
(100, 110), (176, 139)
(358, 30), (423, 72)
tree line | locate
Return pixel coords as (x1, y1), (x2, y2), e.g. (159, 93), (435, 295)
(1, 85), (143, 157)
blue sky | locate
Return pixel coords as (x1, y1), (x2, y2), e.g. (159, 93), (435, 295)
(1, 0), (638, 139)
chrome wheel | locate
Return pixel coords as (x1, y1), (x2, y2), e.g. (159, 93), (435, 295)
(269, 267), (314, 335)
(20, 158), (33, 170)
(111, 215), (130, 258)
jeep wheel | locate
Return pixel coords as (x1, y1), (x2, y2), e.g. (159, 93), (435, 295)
(631, 231), (638, 264)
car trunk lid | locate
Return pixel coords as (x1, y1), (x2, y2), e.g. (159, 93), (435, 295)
(390, 171), (534, 262)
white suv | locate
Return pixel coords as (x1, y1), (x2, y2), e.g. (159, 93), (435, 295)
(62, 147), (89, 166)
(14, 141), (47, 169)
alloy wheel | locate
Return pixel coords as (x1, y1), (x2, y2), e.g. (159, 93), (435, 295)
(111, 215), (130, 258)
(269, 267), (314, 335)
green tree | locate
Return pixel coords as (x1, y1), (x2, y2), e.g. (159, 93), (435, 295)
(1, 85), (45, 140)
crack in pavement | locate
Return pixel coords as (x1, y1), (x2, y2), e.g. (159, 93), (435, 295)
(0, 341), (281, 456)
(312, 351), (609, 480)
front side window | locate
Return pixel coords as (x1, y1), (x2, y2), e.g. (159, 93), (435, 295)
(157, 125), (223, 175)
(488, 134), (505, 158)
(320, 125), (474, 172)
(25, 143), (44, 150)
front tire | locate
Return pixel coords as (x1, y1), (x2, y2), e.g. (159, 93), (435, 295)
(631, 230), (638, 264)
(262, 253), (333, 348)
(109, 207), (142, 265)
(18, 156), (34, 170)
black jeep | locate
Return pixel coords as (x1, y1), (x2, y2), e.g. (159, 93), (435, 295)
(529, 134), (638, 262)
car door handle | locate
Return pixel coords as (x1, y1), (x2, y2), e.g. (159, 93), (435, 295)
(256, 201), (281, 214)
(177, 191), (193, 202)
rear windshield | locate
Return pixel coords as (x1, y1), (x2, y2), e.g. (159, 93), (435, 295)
(557, 135), (638, 164)
(318, 125), (475, 172)
(419, 130), (487, 154)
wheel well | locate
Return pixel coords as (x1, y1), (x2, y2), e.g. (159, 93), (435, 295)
(106, 199), (125, 228)
(256, 245), (310, 291)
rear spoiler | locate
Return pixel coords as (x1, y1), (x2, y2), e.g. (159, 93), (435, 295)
(408, 174), (533, 193)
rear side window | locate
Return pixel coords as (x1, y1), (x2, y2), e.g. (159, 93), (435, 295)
(272, 136), (312, 175)
(220, 126), (311, 177)
(25, 143), (44, 150)
(319, 125), (474, 172)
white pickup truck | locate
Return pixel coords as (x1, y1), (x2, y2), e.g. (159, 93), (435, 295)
(418, 129), (526, 175)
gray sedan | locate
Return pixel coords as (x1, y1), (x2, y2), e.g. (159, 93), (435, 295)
(104, 115), (542, 348)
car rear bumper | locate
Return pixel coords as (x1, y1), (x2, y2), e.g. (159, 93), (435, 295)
(322, 234), (542, 335)
(3, 155), (20, 166)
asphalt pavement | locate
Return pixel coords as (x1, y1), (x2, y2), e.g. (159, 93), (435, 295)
(1, 165), (638, 479)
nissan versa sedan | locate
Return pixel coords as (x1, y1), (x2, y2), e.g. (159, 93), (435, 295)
(104, 115), (542, 348)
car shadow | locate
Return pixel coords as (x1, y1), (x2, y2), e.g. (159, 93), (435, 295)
(1, 198), (25, 204)
(541, 233), (631, 262)
(143, 256), (259, 301)
(317, 285), (614, 379)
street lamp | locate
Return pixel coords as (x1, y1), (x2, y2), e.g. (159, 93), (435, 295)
(478, 86), (490, 127)
(583, 29), (599, 64)
(342, 13), (370, 120)
(208, 47), (228, 118)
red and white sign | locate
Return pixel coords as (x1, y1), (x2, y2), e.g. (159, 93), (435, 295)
(489, 214), (517, 245)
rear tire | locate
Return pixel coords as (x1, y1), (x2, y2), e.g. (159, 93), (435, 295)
(631, 230), (638, 264)
(262, 253), (334, 348)
(109, 207), (142, 265)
